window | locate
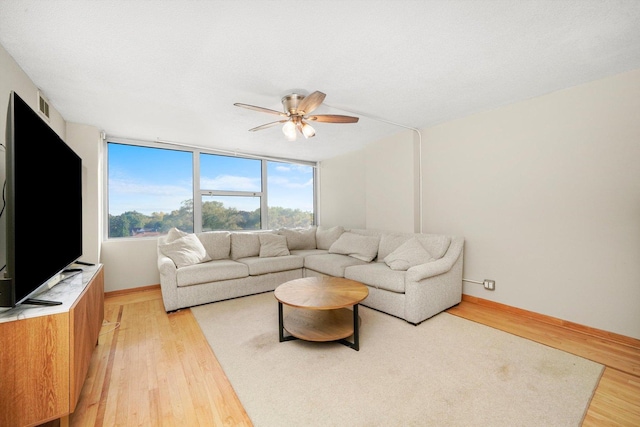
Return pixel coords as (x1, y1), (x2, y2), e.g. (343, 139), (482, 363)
(267, 161), (314, 228)
(107, 143), (193, 238)
(200, 154), (263, 231)
(106, 141), (316, 238)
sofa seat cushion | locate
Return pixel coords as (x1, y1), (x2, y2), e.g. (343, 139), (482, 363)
(289, 249), (329, 257)
(304, 253), (369, 277)
(176, 259), (248, 287)
(345, 263), (406, 293)
(238, 255), (303, 276)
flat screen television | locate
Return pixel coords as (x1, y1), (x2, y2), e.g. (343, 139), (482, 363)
(0, 91), (83, 307)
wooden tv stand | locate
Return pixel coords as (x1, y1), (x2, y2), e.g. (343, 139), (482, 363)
(0, 264), (104, 427)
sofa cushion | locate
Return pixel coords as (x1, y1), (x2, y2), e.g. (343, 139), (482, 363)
(196, 231), (231, 260)
(378, 233), (413, 261)
(176, 259), (248, 287)
(384, 237), (435, 271)
(328, 232), (380, 262)
(316, 225), (344, 250)
(289, 249), (329, 257)
(278, 226), (317, 250)
(259, 233), (291, 257)
(304, 253), (369, 277)
(230, 232), (261, 260)
(415, 234), (451, 260)
(345, 263), (407, 293)
(239, 255), (303, 276)
(166, 227), (188, 242)
(159, 233), (212, 268)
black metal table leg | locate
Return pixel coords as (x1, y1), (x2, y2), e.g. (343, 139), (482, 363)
(278, 301), (297, 342)
(352, 304), (359, 351)
(278, 301), (284, 342)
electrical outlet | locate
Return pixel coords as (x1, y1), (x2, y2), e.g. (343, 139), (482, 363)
(483, 280), (495, 290)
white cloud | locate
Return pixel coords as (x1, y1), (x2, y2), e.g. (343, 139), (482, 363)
(200, 174), (261, 191)
(269, 176), (313, 189)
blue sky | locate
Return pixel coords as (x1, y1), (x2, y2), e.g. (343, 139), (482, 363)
(108, 143), (313, 215)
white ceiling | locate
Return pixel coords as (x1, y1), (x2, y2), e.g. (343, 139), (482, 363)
(1, 0), (640, 162)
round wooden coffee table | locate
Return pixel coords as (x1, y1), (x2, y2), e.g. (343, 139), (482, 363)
(274, 276), (369, 351)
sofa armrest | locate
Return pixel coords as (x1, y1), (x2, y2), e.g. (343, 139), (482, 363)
(157, 247), (180, 311)
(406, 257), (454, 282)
(405, 236), (464, 282)
(158, 254), (177, 278)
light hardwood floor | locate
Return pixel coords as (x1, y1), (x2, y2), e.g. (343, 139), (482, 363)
(67, 287), (639, 426)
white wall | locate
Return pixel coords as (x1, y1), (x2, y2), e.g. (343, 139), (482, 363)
(65, 123), (103, 265)
(1, 43), (110, 293)
(319, 149), (367, 229)
(421, 69), (640, 339)
(364, 130), (418, 233)
(319, 130), (419, 233)
(0, 43), (67, 273)
(101, 238), (159, 292)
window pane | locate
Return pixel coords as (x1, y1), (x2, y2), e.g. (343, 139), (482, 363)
(200, 154), (261, 192)
(202, 195), (260, 230)
(108, 143), (193, 237)
(267, 161), (314, 228)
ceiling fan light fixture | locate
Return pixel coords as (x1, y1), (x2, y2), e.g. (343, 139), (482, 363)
(282, 120), (297, 140)
(235, 90), (358, 140)
(301, 122), (315, 138)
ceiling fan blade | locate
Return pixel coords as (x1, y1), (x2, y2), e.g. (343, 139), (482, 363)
(297, 91), (326, 115)
(234, 103), (288, 117)
(248, 120), (289, 132)
(306, 114), (359, 123)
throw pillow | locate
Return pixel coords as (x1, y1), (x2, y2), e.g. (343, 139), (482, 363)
(384, 237), (435, 271)
(259, 233), (291, 257)
(328, 232), (380, 262)
(278, 226), (317, 250)
(316, 225), (345, 250)
(159, 233), (212, 268)
(166, 227), (188, 243)
(415, 234), (451, 260)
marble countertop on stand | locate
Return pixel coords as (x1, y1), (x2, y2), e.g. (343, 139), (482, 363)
(0, 264), (101, 323)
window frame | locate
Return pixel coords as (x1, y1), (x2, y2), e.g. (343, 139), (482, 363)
(104, 137), (317, 239)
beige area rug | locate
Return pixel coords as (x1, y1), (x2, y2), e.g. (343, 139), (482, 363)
(191, 292), (603, 427)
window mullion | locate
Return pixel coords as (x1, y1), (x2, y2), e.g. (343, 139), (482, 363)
(193, 150), (202, 233)
(261, 159), (268, 230)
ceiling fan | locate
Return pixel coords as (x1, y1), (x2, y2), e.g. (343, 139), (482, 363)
(234, 91), (359, 141)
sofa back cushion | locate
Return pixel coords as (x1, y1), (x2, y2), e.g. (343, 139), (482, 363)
(278, 226), (317, 250)
(328, 231), (380, 262)
(316, 225), (344, 250)
(378, 232), (452, 261)
(230, 232), (262, 260)
(415, 234), (451, 260)
(378, 233), (413, 261)
(384, 237), (435, 271)
(258, 233), (291, 257)
(196, 231), (231, 260)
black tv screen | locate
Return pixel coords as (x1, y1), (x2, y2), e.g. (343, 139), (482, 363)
(1, 91), (82, 307)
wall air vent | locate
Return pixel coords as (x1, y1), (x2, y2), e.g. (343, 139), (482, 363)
(37, 90), (50, 121)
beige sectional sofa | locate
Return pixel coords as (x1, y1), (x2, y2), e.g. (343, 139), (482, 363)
(157, 225), (464, 324)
